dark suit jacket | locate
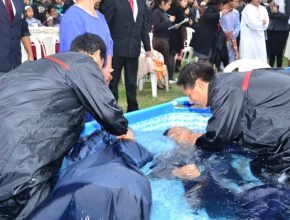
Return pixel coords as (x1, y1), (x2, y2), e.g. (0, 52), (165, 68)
(0, 0), (30, 72)
(268, 0), (290, 31)
(100, 0), (151, 58)
(190, 4), (220, 56)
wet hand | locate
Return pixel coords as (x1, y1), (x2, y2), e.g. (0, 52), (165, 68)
(172, 164), (201, 180)
(116, 129), (135, 141)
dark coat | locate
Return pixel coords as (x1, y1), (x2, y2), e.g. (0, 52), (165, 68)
(28, 130), (153, 220)
(267, 0), (290, 31)
(0, 0), (30, 72)
(0, 52), (128, 219)
(100, 0), (151, 58)
(196, 69), (290, 182)
(168, 5), (186, 53)
(190, 4), (220, 56)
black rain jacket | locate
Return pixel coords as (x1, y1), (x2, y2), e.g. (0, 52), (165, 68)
(196, 69), (290, 182)
(28, 130), (153, 220)
(0, 52), (128, 219)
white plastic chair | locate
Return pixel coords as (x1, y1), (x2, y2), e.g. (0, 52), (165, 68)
(223, 59), (271, 72)
(39, 35), (58, 56)
(182, 27), (195, 64)
(21, 42), (28, 63)
(22, 36), (43, 62)
(138, 50), (169, 98)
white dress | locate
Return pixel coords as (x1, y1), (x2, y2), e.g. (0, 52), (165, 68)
(239, 4), (269, 62)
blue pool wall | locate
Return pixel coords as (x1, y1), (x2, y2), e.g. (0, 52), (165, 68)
(81, 97), (212, 137)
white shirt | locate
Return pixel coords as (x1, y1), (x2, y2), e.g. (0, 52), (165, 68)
(2, 0), (16, 15)
(130, 0), (138, 22)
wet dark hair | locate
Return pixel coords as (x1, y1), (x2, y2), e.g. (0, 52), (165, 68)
(177, 62), (215, 89)
(70, 33), (107, 60)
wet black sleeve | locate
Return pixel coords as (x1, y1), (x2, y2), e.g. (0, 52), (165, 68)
(196, 86), (245, 152)
(67, 59), (128, 136)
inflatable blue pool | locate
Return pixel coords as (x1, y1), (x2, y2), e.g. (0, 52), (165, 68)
(81, 97), (290, 220)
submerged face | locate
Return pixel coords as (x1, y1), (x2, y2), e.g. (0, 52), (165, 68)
(183, 78), (208, 108)
(167, 126), (195, 145)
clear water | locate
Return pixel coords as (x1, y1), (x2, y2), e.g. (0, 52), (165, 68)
(130, 112), (290, 220)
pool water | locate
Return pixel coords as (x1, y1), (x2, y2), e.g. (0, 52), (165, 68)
(129, 111), (290, 220)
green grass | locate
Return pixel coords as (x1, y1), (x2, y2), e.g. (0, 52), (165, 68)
(117, 73), (184, 111)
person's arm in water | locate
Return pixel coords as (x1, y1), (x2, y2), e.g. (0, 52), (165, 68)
(165, 126), (202, 179)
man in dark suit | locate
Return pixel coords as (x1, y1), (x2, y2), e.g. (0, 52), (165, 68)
(0, 0), (33, 73)
(100, 0), (151, 112)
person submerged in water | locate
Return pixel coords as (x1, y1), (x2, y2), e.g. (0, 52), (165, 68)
(163, 126), (203, 180)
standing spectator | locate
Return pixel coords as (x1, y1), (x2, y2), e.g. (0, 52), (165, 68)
(190, 0), (229, 64)
(152, 0), (175, 81)
(0, 0), (34, 72)
(220, 0), (240, 63)
(32, 0), (47, 23)
(45, 5), (61, 26)
(239, 0), (269, 62)
(60, 0), (113, 84)
(25, 5), (42, 27)
(100, 0), (151, 112)
(266, 0), (290, 67)
(188, 0), (201, 28)
(167, 0), (191, 82)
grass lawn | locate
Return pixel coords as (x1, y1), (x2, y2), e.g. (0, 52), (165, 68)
(117, 73), (184, 111)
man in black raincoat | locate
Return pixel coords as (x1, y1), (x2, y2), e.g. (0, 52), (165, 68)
(0, 33), (129, 219)
(177, 62), (290, 185)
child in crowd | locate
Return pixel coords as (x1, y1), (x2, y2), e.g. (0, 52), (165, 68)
(32, 0), (47, 23)
(53, 0), (64, 14)
(152, 0), (175, 89)
(25, 5), (42, 27)
(46, 5), (62, 27)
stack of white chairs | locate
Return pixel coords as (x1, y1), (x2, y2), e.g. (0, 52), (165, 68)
(39, 35), (58, 56)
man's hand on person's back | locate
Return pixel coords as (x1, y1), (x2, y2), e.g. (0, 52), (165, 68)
(116, 128), (135, 141)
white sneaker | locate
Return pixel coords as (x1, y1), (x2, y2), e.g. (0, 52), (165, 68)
(169, 80), (177, 84)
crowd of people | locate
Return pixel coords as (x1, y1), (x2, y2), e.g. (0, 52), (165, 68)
(1, 0), (290, 218)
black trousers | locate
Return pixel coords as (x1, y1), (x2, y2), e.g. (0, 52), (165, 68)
(110, 56), (139, 112)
